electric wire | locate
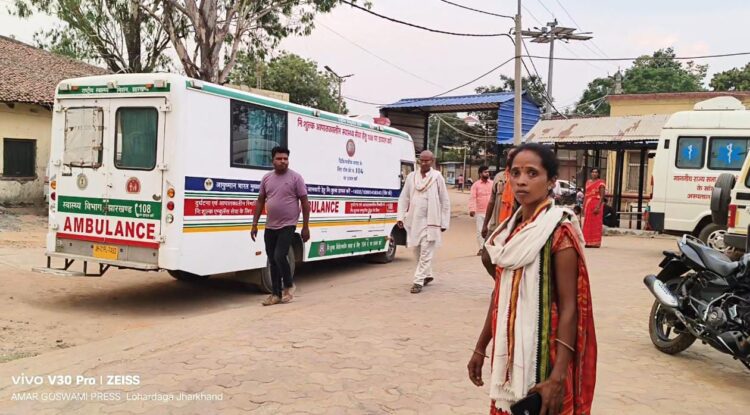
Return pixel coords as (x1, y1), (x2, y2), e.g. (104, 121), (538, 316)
(340, 0), (513, 38)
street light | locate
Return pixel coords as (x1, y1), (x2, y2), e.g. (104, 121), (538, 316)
(324, 65), (354, 114)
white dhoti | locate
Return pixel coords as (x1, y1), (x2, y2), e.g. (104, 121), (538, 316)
(413, 235), (436, 285)
(397, 168), (451, 287)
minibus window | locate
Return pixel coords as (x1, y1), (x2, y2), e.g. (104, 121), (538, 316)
(63, 107), (103, 168)
(114, 107), (158, 170)
(230, 100), (287, 169)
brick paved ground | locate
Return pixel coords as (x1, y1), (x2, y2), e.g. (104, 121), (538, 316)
(1, 211), (749, 414)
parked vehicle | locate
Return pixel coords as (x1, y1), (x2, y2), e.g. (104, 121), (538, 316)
(36, 73), (415, 292)
(643, 234), (750, 371)
(554, 179), (577, 205)
(649, 97), (750, 252)
(710, 108), (750, 252)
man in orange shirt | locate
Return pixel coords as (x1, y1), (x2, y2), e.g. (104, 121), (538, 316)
(481, 149), (517, 242)
(469, 166), (493, 255)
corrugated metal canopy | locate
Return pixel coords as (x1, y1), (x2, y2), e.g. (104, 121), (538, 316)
(382, 92), (515, 113)
(525, 114), (670, 146)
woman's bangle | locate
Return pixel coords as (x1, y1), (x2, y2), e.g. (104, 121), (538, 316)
(473, 349), (489, 359)
(555, 338), (575, 353)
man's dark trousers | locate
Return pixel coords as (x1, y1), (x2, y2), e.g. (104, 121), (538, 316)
(264, 226), (296, 297)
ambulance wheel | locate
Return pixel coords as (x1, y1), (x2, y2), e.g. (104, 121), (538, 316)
(168, 270), (209, 282)
(368, 236), (397, 264)
(698, 223), (729, 253)
(257, 246), (296, 294)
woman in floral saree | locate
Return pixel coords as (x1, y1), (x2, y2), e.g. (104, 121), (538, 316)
(468, 143), (597, 415)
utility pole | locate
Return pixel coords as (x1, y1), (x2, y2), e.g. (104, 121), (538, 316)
(513, 0), (522, 145)
(521, 19), (593, 119)
(433, 115), (441, 160)
(324, 65), (354, 114)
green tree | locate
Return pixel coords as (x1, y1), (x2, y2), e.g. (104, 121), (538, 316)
(622, 48), (706, 94)
(427, 114), (492, 162)
(574, 48), (707, 116)
(12, 0), (171, 72)
(574, 77), (614, 116)
(229, 52), (343, 113)
(141, 0), (368, 84)
(710, 63), (750, 91)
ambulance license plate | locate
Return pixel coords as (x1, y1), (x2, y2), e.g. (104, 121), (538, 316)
(93, 244), (119, 260)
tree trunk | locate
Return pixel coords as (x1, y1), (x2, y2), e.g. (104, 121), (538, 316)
(125, 0), (143, 72)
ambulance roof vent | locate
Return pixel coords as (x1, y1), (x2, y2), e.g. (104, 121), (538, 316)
(693, 96), (746, 111)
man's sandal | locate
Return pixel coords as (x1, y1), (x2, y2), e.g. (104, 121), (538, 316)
(410, 284), (423, 294)
(424, 277), (434, 286)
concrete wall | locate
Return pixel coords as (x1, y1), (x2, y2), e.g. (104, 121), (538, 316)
(609, 96), (750, 117)
(0, 103), (52, 204)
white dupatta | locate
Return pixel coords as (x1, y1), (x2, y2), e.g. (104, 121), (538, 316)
(483, 201), (583, 411)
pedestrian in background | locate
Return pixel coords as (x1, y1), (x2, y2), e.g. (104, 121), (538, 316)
(576, 188), (584, 208)
(251, 146), (311, 306)
(481, 149), (517, 241)
(457, 174), (465, 192)
(397, 150), (451, 294)
(469, 166), (493, 255)
(602, 198), (618, 228)
(468, 143), (597, 415)
(582, 168), (606, 248)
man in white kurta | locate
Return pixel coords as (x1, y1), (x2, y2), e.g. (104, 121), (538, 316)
(397, 150), (451, 294)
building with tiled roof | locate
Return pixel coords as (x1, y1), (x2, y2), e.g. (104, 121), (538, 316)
(0, 35), (108, 204)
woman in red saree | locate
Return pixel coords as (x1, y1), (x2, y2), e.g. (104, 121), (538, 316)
(582, 169), (606, 248)
(470, 143), (597, 415)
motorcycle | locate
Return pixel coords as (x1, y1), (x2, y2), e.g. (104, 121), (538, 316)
(643, 234), (750, 370)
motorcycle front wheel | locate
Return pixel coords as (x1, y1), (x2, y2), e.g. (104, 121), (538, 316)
(649, 299), (697, 355)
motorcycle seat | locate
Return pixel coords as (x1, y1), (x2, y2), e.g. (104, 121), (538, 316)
(685, 239), (739, 277)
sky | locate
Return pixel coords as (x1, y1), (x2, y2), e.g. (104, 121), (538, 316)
(3, 0), (750, 117)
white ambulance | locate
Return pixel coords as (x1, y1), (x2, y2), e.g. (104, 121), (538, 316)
(37, 73), (415, 291)
(649, 97), (749, 251)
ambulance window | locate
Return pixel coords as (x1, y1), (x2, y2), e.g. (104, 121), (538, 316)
(400, 162), (414, 188)
(230, 100), (287, 169)
(63, 107), (103, 168)
(114, 107), (158, 170)
(675, 136), (705, 169)
(708, 137), (749, 171)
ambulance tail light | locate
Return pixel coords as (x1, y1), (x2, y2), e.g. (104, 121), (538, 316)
(166, 214), (174, 224)
(167, 187), (175, 198)
(167, 201), (174, 211)
(50, 180), (57, 190)
(50, 192), (56, 201)
(728, 204), (738, 228)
